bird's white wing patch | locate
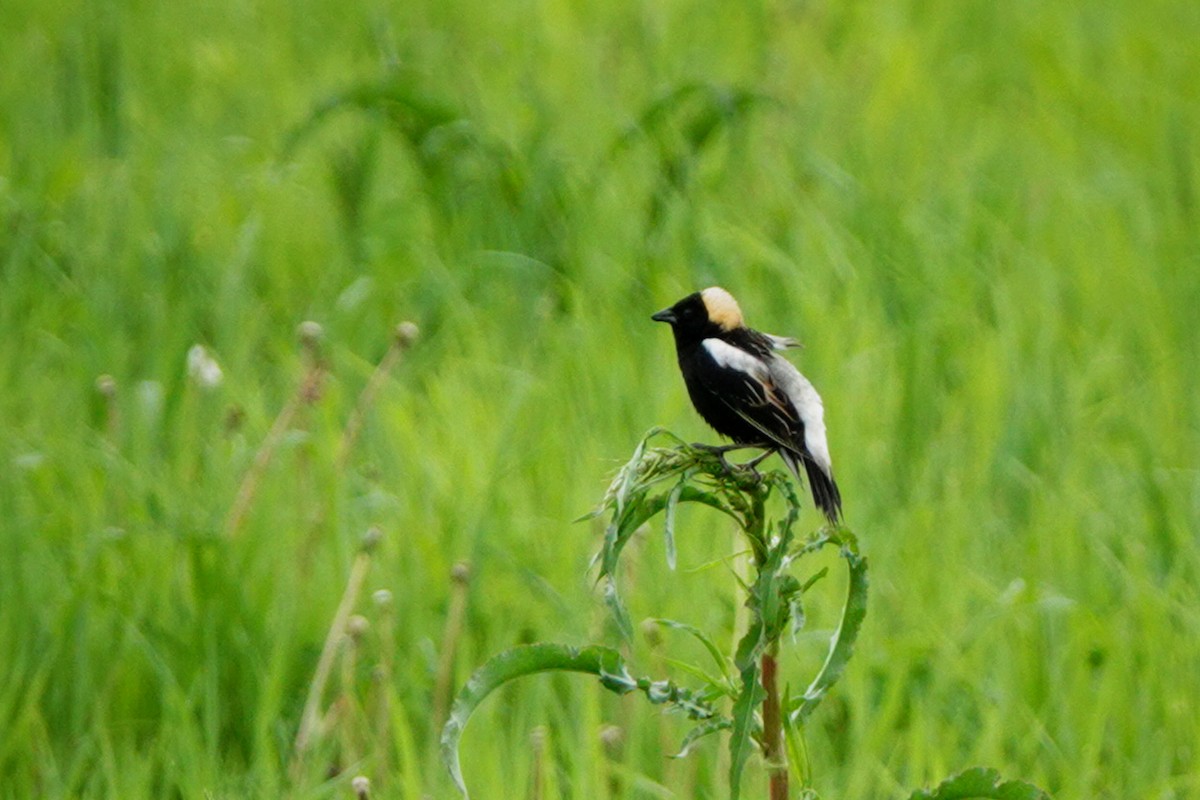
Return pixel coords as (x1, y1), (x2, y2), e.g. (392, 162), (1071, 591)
(767, 357), (833, 475)
(702, 338), (770, 381)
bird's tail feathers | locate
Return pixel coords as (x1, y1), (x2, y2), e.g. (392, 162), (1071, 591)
(779, 449), (842, 525)
(727, 404), (843, 524)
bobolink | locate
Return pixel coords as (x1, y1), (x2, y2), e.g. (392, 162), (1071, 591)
(652, 287), (842, 524)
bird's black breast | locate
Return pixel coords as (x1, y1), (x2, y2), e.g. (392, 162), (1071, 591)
(675, 341), (775, 444)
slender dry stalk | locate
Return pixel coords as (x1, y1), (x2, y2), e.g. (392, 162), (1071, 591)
(226, 321), (326, 538)
(338, 614), (370, 764)
(337, 321), (418, 469)
(95, 374), (119, 439)
(291, 527), (381, 777)
(599, 724), (624, 797)
(528, 727), (547, 800)
(371, 589), (395, 776)
(431, 562), (471, 730)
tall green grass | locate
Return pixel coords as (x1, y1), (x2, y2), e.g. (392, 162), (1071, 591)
(2, 0), (1197, 797)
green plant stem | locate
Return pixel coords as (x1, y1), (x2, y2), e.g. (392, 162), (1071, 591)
(761, 646), (787, 800)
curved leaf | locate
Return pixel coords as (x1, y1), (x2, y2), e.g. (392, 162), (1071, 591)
(905, 767), (1051, 800)
(441, 642), (720, 797)
(441, 644), (628, 797)
(663, 473), (690, 570)
(648, 617), (733, 685)
(673, 717), (732, 759)
(789, 532), (870, 723)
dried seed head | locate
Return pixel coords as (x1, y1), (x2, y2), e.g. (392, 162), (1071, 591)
(450, 561), (471, 585)
(360, 526), (382, 553)
(599, 724), (624, 757)
(346, 614), (370, 641)
(186, 344), (224, 389)
(95, 374), (117, 397)
(640, 619), (662, 648)
(372, 589), (393, 609)
(351, 775), (370, 799)
(395, 321), (420, 348)
(224, 404), (246, 433)
(297, 320), (323, 348)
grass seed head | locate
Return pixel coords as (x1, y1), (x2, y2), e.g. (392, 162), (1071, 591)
(346, 614), (370, 641)
(360, 526), (382, 553)
(395, 321), (420, 348)
(297, 320), (323, 346)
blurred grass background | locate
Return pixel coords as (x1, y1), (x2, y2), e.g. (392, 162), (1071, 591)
(1, 0), (1198, 797)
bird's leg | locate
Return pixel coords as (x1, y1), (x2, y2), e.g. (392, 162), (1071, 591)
(690, 442), (755, 473)
(741, 449), (774, 471)
(725, 447), (775, 480)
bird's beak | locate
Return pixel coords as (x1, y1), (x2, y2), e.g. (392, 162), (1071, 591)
(651, 308), (676, 324)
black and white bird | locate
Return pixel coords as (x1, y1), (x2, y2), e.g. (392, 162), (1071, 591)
(651, 287), (842, 524)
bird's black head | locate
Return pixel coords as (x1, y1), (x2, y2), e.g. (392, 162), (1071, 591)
(652, 287), (745, 345)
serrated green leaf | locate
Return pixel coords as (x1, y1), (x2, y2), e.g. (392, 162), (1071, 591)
(603, 577), (634, 643)
(905, 766), (1052, 800)
(614, 431), (652, 515)
(733, 618), (765, 672)
(781, 692), (812, 788)
(789, 594), (807, 637)
(663, 474), (689, 570)
(789, 535), (870, 723)
(672, 717), (732, 759)
(441, 644), (627, 797)
(728, 662), (766, 800)
(663, 658), (736, 698)
(800, 566), (829, 593)
(442, 641), (718, 797)
(648, 617), (733, 685)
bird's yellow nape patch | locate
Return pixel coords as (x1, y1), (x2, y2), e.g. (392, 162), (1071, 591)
(701, 286), (744, 331)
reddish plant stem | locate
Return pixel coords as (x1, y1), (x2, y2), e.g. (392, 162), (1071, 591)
(762, 647), (788, 800)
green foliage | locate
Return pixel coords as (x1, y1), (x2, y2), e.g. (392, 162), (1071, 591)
(448, 432), (1045, 798)
(441, 643), (718, 798)
(1, 0), (1198, 796)
(789, 531), (869, 723)
(449, 431), (873, 798)
(906, 767), (1052, 800)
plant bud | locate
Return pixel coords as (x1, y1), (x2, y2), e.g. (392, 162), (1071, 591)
(346, 614), (370, 641)
(360, 526), (383, 553)
(395, 321), (420, 348)
(297, 320), (323, 347)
